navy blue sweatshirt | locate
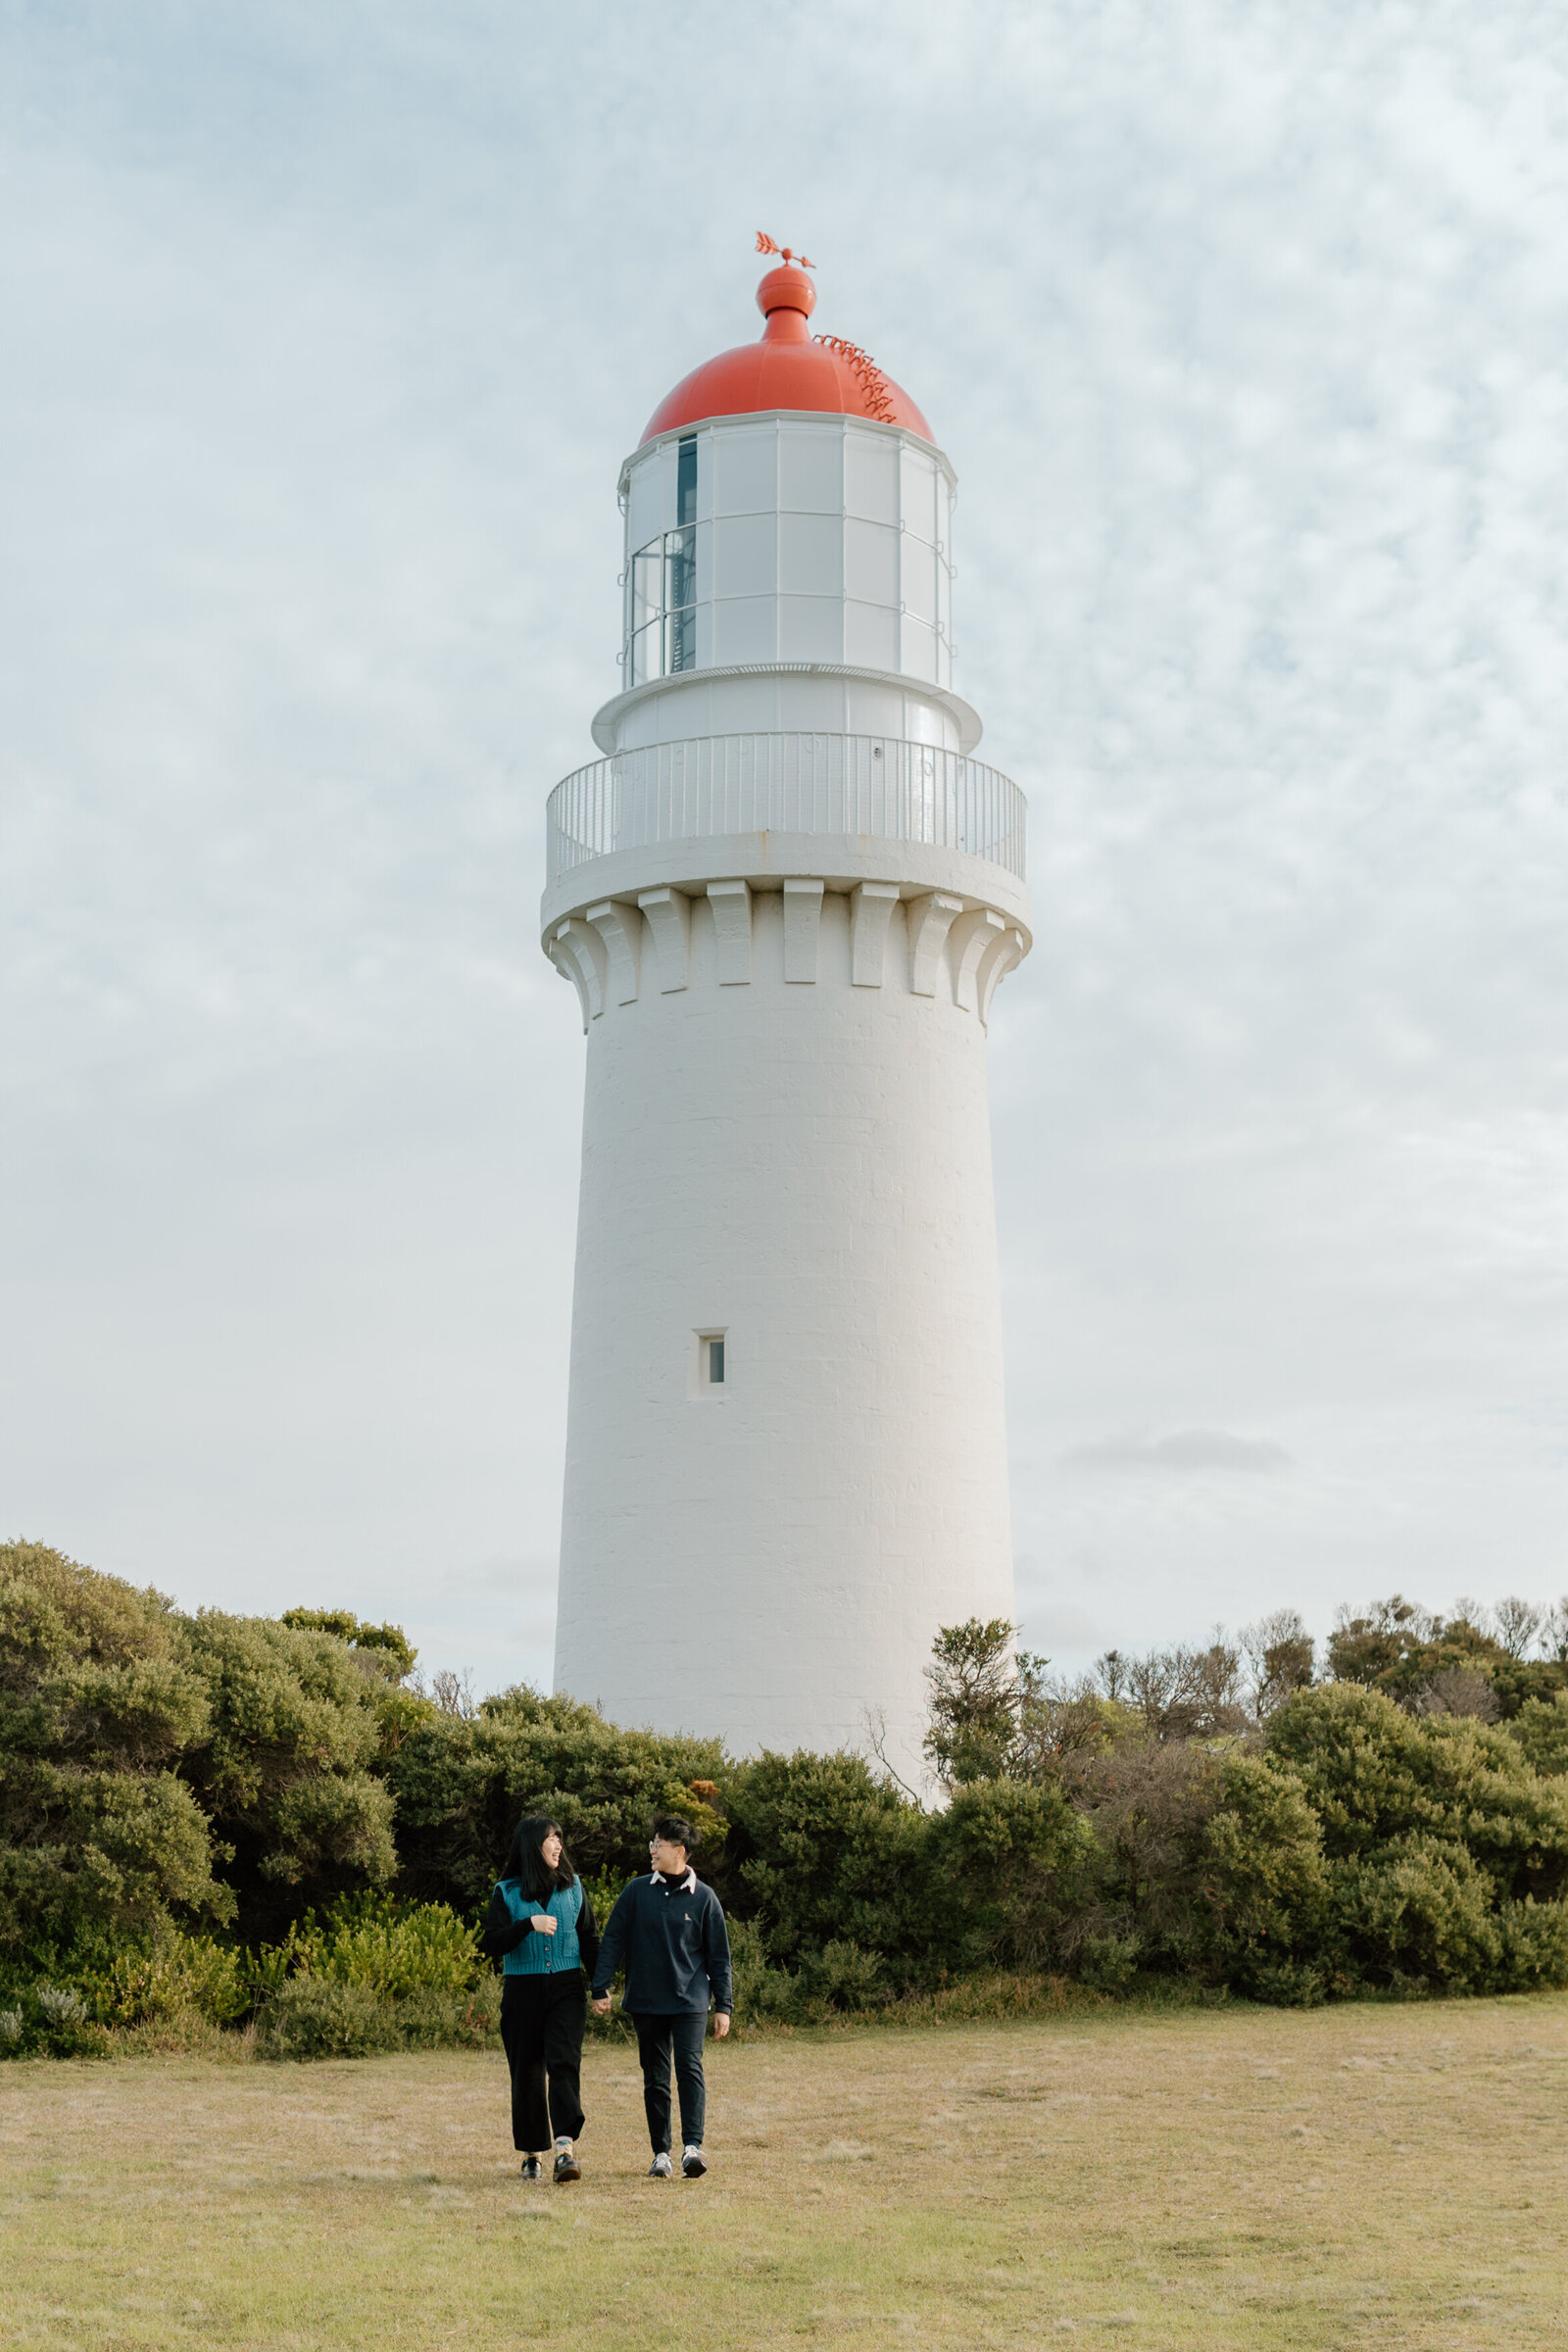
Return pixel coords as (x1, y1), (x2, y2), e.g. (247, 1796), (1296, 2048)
(590, 1870), (733, 2016)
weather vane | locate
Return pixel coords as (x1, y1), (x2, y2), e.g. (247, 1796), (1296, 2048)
(756, 231), (814, 270)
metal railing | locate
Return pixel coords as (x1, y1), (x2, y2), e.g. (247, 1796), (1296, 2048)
(545, 733), (1027, 887)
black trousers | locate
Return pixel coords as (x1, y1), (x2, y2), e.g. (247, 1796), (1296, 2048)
(633, 2011), (708, 2152)
(500, 1975), (587, 2152)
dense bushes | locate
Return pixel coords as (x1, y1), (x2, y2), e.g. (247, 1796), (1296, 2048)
(3, 1539), (1567, 2056)
(386, 1685), (725, 1915)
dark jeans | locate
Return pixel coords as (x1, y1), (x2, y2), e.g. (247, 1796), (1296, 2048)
(500, 1975), (587, 2152)
(633, 2010), (708, 2152)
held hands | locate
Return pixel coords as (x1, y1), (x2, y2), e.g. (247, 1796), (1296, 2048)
(531, 1915), (557, 1935)
(591, 1995), (612, 2015)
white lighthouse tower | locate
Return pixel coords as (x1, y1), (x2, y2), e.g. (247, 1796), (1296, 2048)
(543, 252), (1031, 1784)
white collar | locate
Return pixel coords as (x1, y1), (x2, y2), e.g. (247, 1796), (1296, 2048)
(652, 1867), (697, 1895)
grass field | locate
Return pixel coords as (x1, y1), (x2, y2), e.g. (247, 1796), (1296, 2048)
(2, 1991), (1565, 2350)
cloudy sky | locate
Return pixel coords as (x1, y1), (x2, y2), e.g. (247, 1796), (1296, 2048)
(3, 1), (1565, 1695)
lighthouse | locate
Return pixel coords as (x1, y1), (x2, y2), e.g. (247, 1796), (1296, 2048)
(543, 251), (1031, 1785)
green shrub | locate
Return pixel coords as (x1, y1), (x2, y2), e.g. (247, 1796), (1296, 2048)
(1267, 1683), (1568, 1904)
(796, 1938), (887, 2013)
(259, 1977), (401, 2060)
(395, 1975), (501, 2049)
(0, 1543), (230, 1959)
(1495, 1895), (1568, 1987)
(1072, 1932), (1143, 1992)
(1508, 1692), (1568, 1779)
(1058, 1740), (1227, 1975)
(91, 1931), (250, 2027)
(581, 1866), (631, 1938)
(723, 1750), (929, 1972)
(0, 1981), (114, 2059)
(1332, 1836), (1501, 1992)
(724, 1916), (797, 2024)
(385, 1687), (726, 1916)
(928, 1776), (1094, 1969)
(256, 1892), (481, 2002)
(177, 1611), (399, 1940)
(259, 1959), (501, 2060)
(1199, 1750), (1332, 1999)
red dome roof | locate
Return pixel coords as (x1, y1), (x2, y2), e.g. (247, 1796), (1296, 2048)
(640, 266), (933, 446)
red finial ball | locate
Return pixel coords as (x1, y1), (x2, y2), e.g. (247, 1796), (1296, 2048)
(757, 264), (816, 321)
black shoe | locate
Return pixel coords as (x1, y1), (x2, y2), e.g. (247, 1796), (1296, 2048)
(681, 2147), (708, 2179)
(553, 2148), (581, 2183)
(520, 2156), (542, 2180)
(648, 2152), (673, 2179)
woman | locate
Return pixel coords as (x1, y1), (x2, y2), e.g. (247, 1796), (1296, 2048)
(481, 1815), (600, 2183)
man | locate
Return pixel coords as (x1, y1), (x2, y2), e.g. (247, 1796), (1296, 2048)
(591, 1812), (732, 2179)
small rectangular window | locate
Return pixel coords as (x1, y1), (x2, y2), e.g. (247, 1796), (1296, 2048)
(676, 435), (698, 527)
(694, 1329), (728, 1396)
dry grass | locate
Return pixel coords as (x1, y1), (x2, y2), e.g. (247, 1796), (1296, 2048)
(2, 1991), (1565, 2349)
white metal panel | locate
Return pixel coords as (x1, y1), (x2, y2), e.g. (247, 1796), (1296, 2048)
(845, 518), (898, 607)
(902, 617), (937, 681)
(844, 599), (898, 672)
(844, 429), (899, 524)
(778, 422), (844, 514)
(900, 444), (938, 544)
(696, 428), (714, 523)
(711, 422), (777, 515)
(778, 596), (844, 663)
(779, 512), (843, 598)
(713, 513), (777, 598)
(903, 541), (937, 625)
(694, 519), (713, 603)
(710, 594), (777, 664)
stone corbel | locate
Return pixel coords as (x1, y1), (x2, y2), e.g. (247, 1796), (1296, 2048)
(783, 879), (825, 983)
(949, 906), (1005, 1013)
(548, 941), (591, 1033)
(707, 880), (752, 985)
(554, 918), (607, 1024)
(906, 892), (964, 998)
(638, 887), (692, 993)
(849, 882), (900, 987)
(586, 900), (643, 1005)
(977, 927), (1026, 1028)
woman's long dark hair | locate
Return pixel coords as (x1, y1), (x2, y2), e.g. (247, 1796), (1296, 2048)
(505, 1815), (577, 1905)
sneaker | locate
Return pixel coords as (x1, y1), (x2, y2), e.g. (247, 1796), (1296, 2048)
(647, 2151), (673, 2180)
(553, 2148), (581, 2184)
(520, 2156), (542, 2180)
(681, 2146), (708, 2179)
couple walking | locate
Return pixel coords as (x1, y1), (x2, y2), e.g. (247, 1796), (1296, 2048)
(480, 1810), (732, 2183)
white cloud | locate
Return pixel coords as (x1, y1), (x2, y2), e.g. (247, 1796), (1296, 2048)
(1059, 1431), (1293, 1477)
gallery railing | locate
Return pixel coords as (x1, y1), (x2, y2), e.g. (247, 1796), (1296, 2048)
(546, 732), (1027, 886)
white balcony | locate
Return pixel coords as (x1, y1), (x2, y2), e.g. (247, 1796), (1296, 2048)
(545, 731), (1028, 894)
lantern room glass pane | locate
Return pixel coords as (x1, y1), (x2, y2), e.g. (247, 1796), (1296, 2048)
(666, 605), (697, 674)
(665, 524), (697, 614)
(630, 620), (660, 686)
(632, 543), (663, 635)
